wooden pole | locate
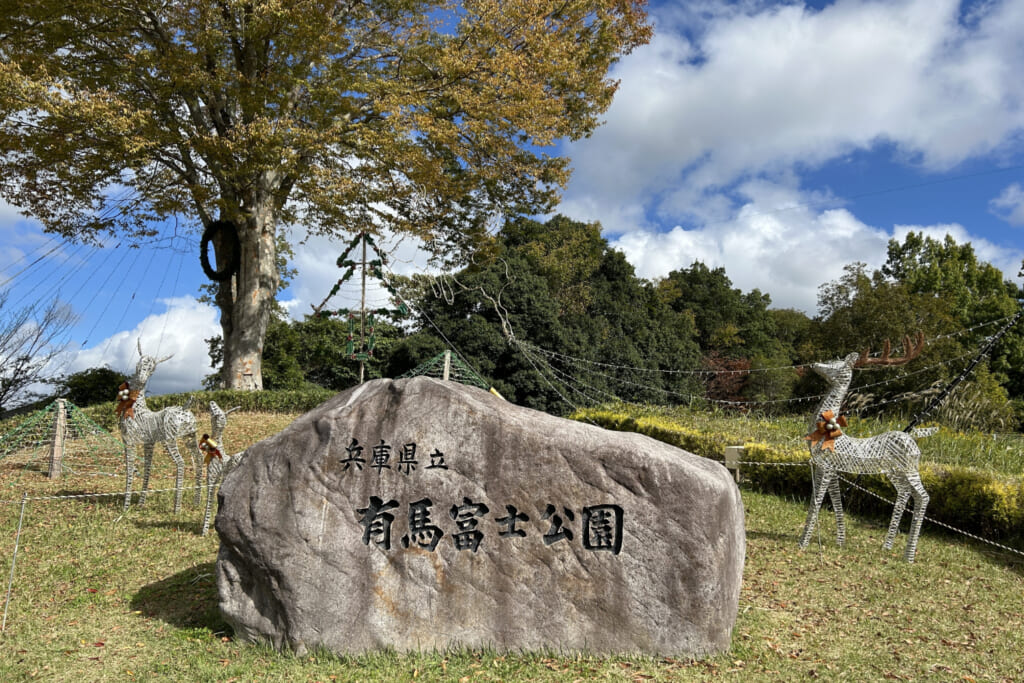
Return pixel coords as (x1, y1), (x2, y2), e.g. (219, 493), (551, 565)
(442, 350), (451, 381)
(724, 445), (742, 483)
(47, 399), (66, 480)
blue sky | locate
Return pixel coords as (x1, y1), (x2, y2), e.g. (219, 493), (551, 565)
(2, 0), (1023, 397)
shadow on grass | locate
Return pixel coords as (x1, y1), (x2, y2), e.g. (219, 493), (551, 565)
(130, 517), (205, 532)
(43, 488), (126, 508)
(746, 529), (797, 542)
(131, 561), (232, 634)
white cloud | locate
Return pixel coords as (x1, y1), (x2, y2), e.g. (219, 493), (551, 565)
(562, 0), (1024, 235)
(609, 182), (892, 313)
(990, 182), (1024, 225)
(556, 0), (1024, 313)
(610, 179), (1024, 315)
(62, 297), (220, 396)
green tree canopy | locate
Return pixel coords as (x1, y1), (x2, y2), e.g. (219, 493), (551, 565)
(206, 312), (402, 391)
(395, 215), (702, 413)
(657, 262), (780, 359)
(52, 366), (128, 407)
(813, 234), (1024, 428)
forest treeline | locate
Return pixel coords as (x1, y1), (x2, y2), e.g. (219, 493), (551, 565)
(52, 216), (1024, 431)
(228, 216), (1024, 431)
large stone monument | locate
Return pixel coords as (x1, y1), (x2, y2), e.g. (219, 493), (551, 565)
(215, 377), (745, 656)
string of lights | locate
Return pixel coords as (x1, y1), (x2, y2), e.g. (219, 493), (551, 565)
(516, 313), (1017, 376)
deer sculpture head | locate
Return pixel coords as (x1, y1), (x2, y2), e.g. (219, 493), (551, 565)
(133, 339), (174, 387)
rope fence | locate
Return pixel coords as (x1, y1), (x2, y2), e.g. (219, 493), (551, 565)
(712, 454), (1024, 559)
(0, 483), (206, 505)
(0, 484), (213, 634)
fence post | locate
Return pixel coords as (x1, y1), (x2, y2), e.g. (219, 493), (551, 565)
(442, 350), (452, 381)
(724, 445), (743, 483)
(47, 399), (67, 480)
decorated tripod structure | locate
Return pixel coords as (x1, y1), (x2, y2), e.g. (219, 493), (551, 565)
(798, 334), (935, 563)
(117, 341), (202, 514)
(313, 232), (408, 383)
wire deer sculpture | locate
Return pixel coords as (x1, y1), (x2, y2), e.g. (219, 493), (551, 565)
(118, 341), (202, 514)
(198, 401), (243, 536)
(798, 333), (937, 563)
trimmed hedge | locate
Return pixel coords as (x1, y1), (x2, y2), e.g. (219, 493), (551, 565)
(81, 387), (336, 432)
(573, 407), (1024, 548)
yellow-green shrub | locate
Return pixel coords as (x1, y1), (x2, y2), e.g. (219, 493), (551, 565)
(573, 405), (1024, 546)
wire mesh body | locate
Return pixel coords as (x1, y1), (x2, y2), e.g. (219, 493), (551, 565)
(119, 349), (201, 514)
(200, 401), (243, 536)
(814, 432), (922, 475)
(798, 352), (931, 563)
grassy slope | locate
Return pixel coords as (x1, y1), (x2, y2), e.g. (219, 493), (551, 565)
(0, 411), (1022, 681)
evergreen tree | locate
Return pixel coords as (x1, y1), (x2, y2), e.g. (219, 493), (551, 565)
(399, 216), (703, 414)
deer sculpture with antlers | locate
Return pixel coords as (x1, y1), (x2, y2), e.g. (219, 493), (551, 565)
(798, 332), (937, 563)
(197, 401), (245, 536)
(117, 341), (202, 514)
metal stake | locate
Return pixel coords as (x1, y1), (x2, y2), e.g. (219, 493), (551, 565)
(2, 493), (29, 632)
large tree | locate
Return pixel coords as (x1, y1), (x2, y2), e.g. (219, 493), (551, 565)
(0, 0), (650, 388)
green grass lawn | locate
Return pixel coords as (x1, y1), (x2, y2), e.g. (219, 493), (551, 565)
(1, 483), (1021, 680)
(0, 410), (1022, 681)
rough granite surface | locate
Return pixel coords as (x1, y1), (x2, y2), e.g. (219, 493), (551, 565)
(215, 377), (745, 656)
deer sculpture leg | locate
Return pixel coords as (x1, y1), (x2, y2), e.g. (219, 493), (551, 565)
(123, 443), (138, 511)
(162, 439), (186, 514)
(138, 443), (156, 507)
(799, 464), (835, 549)
(883, 474), (912, 552)
(190, 432), (204, 506)
(828, 473), (846, 547)
(201, 459), (223, 536)
(904, 472), (929, 563)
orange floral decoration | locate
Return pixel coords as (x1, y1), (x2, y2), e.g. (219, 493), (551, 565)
(805, 409), (848, 452)
(199, 434), (223, 465)
(114, 382), (140, 420)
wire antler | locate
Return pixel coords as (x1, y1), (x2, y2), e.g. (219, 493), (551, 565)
(855, 331), (925, 367)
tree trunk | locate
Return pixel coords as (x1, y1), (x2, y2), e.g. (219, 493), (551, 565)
(215, 201), (278, 390)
